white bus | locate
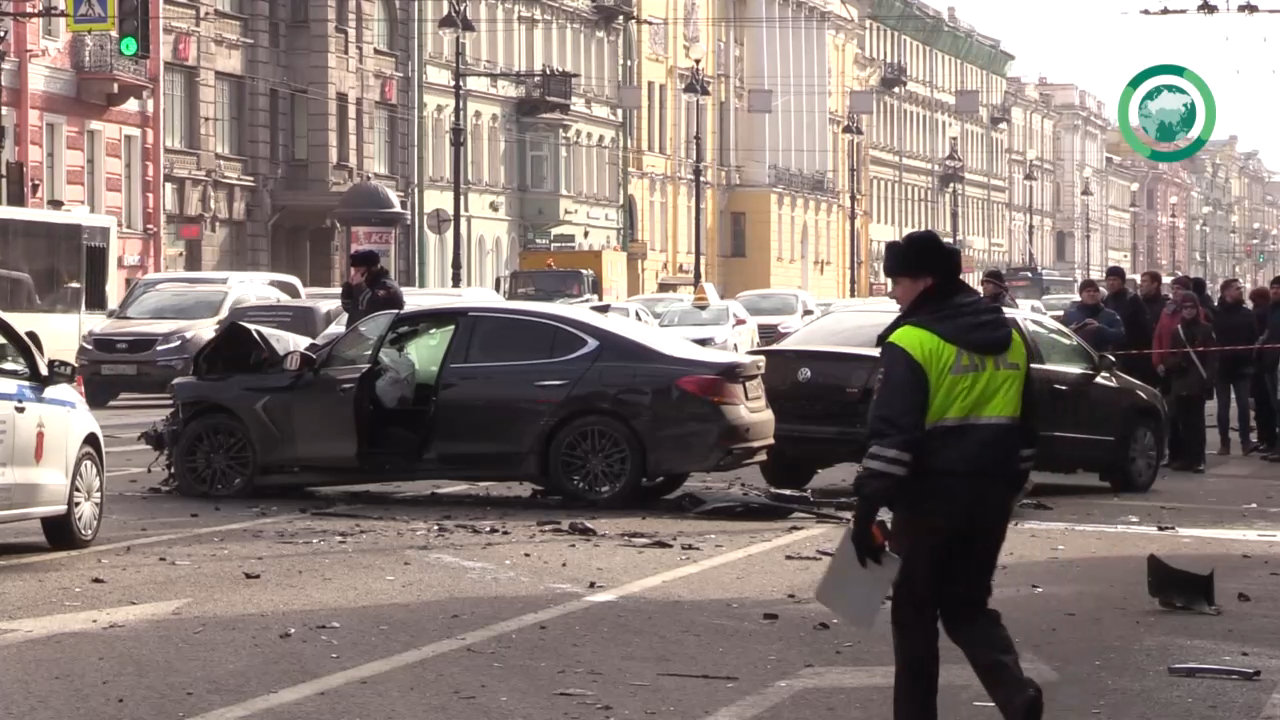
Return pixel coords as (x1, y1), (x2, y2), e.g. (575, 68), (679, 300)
(0, 206), (119, 363)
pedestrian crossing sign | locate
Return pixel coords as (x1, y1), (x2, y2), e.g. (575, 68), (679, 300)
(67, 0), (116, 33)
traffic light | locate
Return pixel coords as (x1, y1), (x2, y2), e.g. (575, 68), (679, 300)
(1260, 251), (1266, 263)
(117, 0), (150, 58)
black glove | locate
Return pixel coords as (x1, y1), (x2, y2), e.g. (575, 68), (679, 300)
(852, 499), (884, 568)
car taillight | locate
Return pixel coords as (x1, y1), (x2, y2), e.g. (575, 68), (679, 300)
(74, 375), (85, 398)
(675, 375), (744, 405)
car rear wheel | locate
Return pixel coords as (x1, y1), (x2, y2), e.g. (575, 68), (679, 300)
(547, 415), (645, 507)
(1102, 418), (1160, 492)
(639, 473), (690, 500)
(84, 384), (117, 409)
(759, 451), (817, 489)
(42, 444), (104, 550)
(174, 413), (258, 498)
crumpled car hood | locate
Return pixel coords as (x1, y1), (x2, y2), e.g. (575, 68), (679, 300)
(191, 321), (314, 377)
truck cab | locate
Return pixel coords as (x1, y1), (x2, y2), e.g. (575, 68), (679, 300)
(500, 266), (601, 304)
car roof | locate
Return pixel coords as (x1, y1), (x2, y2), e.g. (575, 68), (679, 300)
(736, 288), (810, 297)
(837, 304), (1042, 320)
(148, 283), (237, 293)
(235, 297), (342, 308)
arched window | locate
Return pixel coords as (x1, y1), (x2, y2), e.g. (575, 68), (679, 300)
(431, 108), (447, 179)
(470, 113), (485, 184)
(487, 116), (502, 185)
(371, 0), (395, 51)
(473, 235), (487, 287)
(435, 230), (448, 288)
(584, 134), (597, 198)
(607, 140), (620, 202)
(492, 234), (505, 283)
(595, 138), (607, 198)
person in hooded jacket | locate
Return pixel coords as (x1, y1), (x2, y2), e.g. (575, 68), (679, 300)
(1249, 286), (1276, 454)
(1103, 267), (1156, 384)
(340, 249), (405, 325)
(1191, 277), (1216, 322)
(980, 269), (1019, 308)
(1211, 278), (1258, 455)
(852, 230), (1042, 720)
(1258, 276), (1280, 461)
(1162, 292), (1217, 472)
(1062, 279), (1125, 353)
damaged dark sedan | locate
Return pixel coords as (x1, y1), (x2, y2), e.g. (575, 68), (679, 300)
(144, 302), (775, 506)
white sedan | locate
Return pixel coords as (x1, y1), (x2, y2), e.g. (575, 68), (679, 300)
(588, 302), (658, 326)
(657, 301), (758, 353)
(0, 315), (105, 549)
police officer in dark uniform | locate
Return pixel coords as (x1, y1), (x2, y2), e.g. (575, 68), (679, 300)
(341, 249), (405, 324)
(852, 230), (1044, 720)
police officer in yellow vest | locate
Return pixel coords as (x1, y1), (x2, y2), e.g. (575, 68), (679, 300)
(852, 230), (1043, 720)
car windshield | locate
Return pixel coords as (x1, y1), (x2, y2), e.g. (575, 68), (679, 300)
(660, 305), (730, 327)
(632, 297), (689, 316)
(1041, 296), (1077, 312)
(778, 310), (897, 348)
(738, 294), (800, 316)
(509, 271), (584, 297)
(120, 290), (228, 320)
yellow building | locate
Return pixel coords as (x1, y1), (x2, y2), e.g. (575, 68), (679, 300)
(621, 0), (871, 299)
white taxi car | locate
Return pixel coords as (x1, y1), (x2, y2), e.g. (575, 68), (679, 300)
(0, 317), (105, 550)
(657, 284), (759, 352)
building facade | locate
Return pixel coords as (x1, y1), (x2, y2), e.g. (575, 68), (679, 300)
(1039, 81), (1108, 279)
(1006, 77), (1056, 269)
(159, 0), (413, 286)
(1102, 155), (1139, 271)
(3, 15), (158, 300)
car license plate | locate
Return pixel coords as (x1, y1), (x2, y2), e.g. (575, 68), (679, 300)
(744, 378), (763, 400)
(100, 364), (137, 376)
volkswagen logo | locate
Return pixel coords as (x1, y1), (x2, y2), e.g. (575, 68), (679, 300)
(796, 367), (811, 382)
(115, 342), (129, 350)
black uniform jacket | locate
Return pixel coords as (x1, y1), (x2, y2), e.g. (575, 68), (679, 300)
(341, 267), (406, 325)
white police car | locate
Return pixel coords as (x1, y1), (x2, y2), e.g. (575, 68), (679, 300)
(0, 317), (105, 550)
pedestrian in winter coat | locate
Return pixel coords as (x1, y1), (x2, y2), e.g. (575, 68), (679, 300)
(340, 249), (405, 325)
(1192, 277), (1216, 322)
(1103, 267), (1155, 383)
(980, 269), (1019, 308)
(854, 230), (1043, 720)
(1162, 292), (1216, 472)
(1062, 279), (1126, 353)
(1153, 276), (1208, 370)
(1257, 276), (1280, 461)
(1138, 270), (1169, 336)
(1211, 279), (1258, 454)
(1249, 286), (1276, 453)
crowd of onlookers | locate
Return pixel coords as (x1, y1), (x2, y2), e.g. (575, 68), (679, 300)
(980, 267), (1280, 474)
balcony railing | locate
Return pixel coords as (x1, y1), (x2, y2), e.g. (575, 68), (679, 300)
(71, 33), (149, 82)
(768, 165), (833, 194)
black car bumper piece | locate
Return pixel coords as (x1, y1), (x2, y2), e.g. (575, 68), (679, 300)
(653, 406), (774, 475)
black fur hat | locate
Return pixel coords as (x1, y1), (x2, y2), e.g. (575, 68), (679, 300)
(883, 230), (962, 281)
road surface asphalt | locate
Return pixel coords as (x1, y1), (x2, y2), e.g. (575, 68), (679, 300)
(1, 396), (1279, 720)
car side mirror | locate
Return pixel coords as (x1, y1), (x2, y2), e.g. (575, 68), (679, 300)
(105, 308), (118, 318)
(734, 317), (748, 326)
(1097, 353), (1116, 372)
(47, 359), (76, 385)
(802, 308), (816, 317)
(24, 330), (43, 355)
(283, 350), (318, 373)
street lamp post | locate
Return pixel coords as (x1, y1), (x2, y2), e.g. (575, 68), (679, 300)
(439, 0), (477, 288)
(1254, 221), (1263, 283)
(841, 116), (864, 297)
(681, 44), (711, 288)
(1200, 205), (1212, 278)
(940, 129), (964, 248)
(1080, 167), (1094, 278)
(1169, 195), (1179, 273)
(1230, 215), (1239, 279)
(1130, 182), (1140, 268)
(1023, 149), (1037, 265)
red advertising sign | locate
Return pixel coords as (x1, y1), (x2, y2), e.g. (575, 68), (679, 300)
(350, 226), (395, 266)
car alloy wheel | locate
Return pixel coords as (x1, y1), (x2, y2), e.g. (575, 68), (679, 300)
(549, 415), (644, 506)
(178, 415), (256, 498)
(72, 455), (104, 538)
(1129, 425), (1159, 484)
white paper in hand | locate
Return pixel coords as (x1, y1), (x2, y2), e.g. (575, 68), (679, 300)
(815, 525), (901, 629)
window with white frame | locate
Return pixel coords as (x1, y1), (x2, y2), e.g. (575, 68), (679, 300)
(371, 104), (393, 174)
(469, 114), (484, 184)
(214, 75), (244, 156)
(84, 127), (105, 213)
(658, 180), (669, 252)
(291, 92), (309, 160)
(647, 180), (658, 250)
(123, 133), (143, 230)
(163, 66), (196, 149)
(606, 140), (619, 202)
(431, 110), (446, 179)
(42, 118), (65, 202)
(562, 133), (575, 194)
(216, 0), (242, 14)
(0, 111), (12, 206)
(372, 0), (394, 51)
(486, 118), (501, 185)
(41, 0), (63, 39)
(584, 135), (596, 197)
(595, 140), (607, 199)
(527, 133), (552, 191)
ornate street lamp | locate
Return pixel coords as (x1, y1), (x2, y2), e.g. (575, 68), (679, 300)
(681, 43), (712, 287)
(1023, 150), (1037, 265)
(940, 128), (964, 247)
(439, 0), (477, 288)
(841, 116), (863, 297)
(1080, 167), (1094, 277)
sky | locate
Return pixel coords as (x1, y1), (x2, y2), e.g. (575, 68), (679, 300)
(945, 0), (1276, 170)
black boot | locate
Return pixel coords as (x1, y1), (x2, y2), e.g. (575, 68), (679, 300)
(1011, 678), (1044, 720)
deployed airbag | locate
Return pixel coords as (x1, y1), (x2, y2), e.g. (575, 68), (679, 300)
(193, 322), (313, 377)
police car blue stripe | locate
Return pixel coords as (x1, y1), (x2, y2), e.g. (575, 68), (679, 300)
(0, 381), (81, 409)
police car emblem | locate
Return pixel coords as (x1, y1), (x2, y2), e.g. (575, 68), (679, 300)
(796, 368), (811, 382)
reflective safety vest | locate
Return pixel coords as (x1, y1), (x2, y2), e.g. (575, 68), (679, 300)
(885, 325), (1027, 429)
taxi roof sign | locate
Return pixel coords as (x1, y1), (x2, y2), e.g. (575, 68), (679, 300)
(692, 283), (720, 307)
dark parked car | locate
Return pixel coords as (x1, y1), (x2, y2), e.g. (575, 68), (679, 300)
(214, 298), (344, 340)
(144, 302), (775, 506)
(749, 304), (1166, 493)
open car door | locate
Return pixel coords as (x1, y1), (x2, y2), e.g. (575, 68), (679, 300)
(276, 312), (398, 468)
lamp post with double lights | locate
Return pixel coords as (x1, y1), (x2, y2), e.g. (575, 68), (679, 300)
(438, 0), (477, 288)
(940, 129), (964, 248)
(682, 44), (712, 287)
(841, 115), (863, 297)
(1080, 167), (1094, 278)
(1200, 206), (1212, 277)
(1169, 195), (1179, 273)
(1130, 182), (1140, 268)
(1023, 150), (1037, 265)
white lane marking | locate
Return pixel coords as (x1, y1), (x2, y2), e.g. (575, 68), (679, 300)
(1016, 520), (1280, 542)
(392, 481), (498, 497)
(106, 468), (144, 477)
(1073, 498), (1280, 514)
(0, 599), (191, 648)
(0, 513), (312, 568)
(107, 444), (153, 454)
(702, 658), (1058, 720)
(187, 526), (833, 720)
(1261, 685), (1280, 719)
